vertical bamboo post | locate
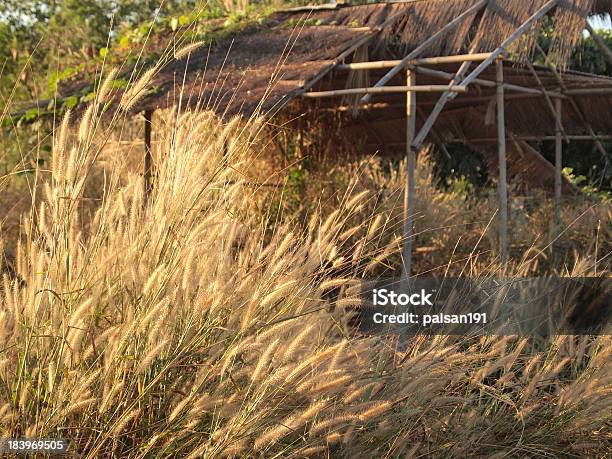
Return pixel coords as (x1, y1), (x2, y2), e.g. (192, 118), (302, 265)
(143, 109), (153, 202)
(496, 60), (509, 264)
(554, 98), (563, 247)
(401, 69), (417, 289)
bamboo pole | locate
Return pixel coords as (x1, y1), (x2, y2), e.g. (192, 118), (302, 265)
(297, 6), (417, 96)
(412, 0), (560, 150)
(315, 91), (571, 113)
(361, 0), (488, 103)
(303, 85), (466, 98)
(401, 68), (417, 290)
(497, 60), (509, 264)
(336, 52), (493, 70)
(525, 60), (569, 142)
(564, 87), (612, 96)
(585, 22), (612, 67)
(535, 43), (610, 168)
(451, 135), (612, 142)
(554, 98), (563, 241)
(143, 109), (153, 202)
(411, 65), (565, 97)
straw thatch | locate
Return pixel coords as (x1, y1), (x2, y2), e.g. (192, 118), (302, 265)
(61, 1), (612, 117)
(57, 1), (612, 192)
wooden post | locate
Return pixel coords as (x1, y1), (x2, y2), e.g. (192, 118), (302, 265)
(401, 69), (417, 289)
(535, 43), (609, 162)
(554, 98), (563, 242)
(525, 60), (569, 142)
(143, 109), (153, 202)
(496, 60), (509, 264)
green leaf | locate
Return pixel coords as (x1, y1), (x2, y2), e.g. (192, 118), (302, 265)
(82, 92), (96, 103)
(25, 108), (39, 121)
(64, 95), (79, 109)
(119, 35), (130, 49)
(111, 79), (129, 90)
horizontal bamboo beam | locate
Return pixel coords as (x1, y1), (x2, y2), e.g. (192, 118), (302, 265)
(412, 0), (560, 150)
(336, 53), (493, 70)
(312, 92), (564, 112)
(411, 65), (566, 97)
(451, 135), (612, 142)
(361, 0), (488, 103)
(302, 85), (467, 98)
(292, 6), (416, 99)
(564, 87), (612, 96)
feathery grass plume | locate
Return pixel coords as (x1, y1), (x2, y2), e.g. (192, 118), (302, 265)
(168, 397), (192, 423)
(310, 415), (358, 436)
(66, 397), (96, 415)
(343, 382), (377, 404)
(326, 432), (343, 444)
(297, 369), (346, 393)
(143, 264), (166, 296)
(68, 298), (94, 328)
(282, 324), (315, 362)
(358, 401), (392, 422)
(338, 226), (361, 243)
(366, 214), (384, 239)
(312, 375), (352, 394)
(286, 346), (339, 383)
(100, 380), (125, 414)
(77, 105), (95, 145)
(120, 67), (157, 112)
(52, 110), (71, 182)
(136, 338), (169, 375)
(251, 338), (279, 384)
(111, 408), (141, 437)
(260, 279), (298, 308)
(297, 399), (327, 424)
(174, 41), (205, 60)
(255, 318), (298, 343)
(335, 297), (363, 309)
(344, 190), (369, 211)
(97, 68), (119, 103)
(254, 416), (296, 450)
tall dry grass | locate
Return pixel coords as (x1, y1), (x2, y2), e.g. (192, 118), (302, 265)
(0, 71), (611, 457)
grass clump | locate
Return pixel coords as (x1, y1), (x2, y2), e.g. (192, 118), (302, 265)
(0, 77), (610, 458)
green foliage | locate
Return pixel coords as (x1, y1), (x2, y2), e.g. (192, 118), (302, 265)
(564, 167), (612, 201)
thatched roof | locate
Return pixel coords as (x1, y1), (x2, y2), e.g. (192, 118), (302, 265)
(64, 1), (612, 192)
(109, 0), (612, 119)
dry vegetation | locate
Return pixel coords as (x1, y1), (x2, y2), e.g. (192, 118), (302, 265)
(0, 64), (611, 458)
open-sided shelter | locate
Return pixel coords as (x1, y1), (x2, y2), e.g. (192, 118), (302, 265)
(60, 0), (612, 276)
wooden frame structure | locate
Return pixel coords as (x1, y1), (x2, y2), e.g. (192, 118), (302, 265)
(280, 0), (612, 282)
(284, 0), (612, 280)
(111, 1), (612, 279)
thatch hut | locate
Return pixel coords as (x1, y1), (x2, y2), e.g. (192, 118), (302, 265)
(60, 0), (612, 274)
